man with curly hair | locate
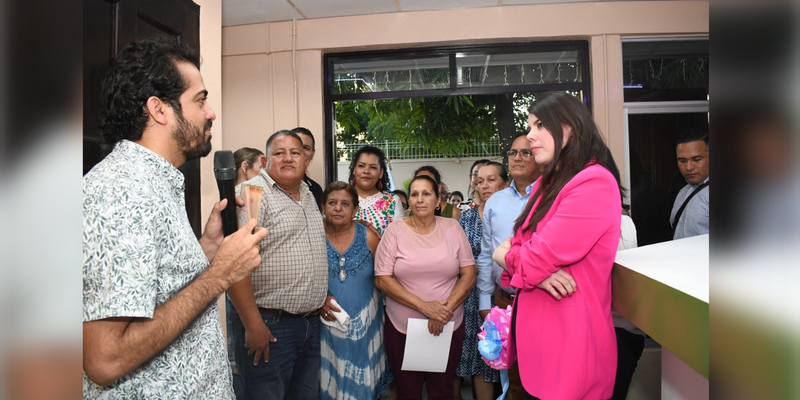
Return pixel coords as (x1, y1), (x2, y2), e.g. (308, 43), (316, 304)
(82, 38), (268, 399)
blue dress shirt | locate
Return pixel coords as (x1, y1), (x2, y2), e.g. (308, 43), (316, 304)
(477, 180), (534, 310)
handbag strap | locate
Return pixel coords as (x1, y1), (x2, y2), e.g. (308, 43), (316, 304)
(671, 181), (709, 236)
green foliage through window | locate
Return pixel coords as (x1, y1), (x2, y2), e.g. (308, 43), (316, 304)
(335, 92), (540, 159)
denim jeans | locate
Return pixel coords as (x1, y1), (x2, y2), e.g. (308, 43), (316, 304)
(230, 309), (321, 400)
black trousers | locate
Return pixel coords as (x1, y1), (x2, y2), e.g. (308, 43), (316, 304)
(610, 328), (646, 400)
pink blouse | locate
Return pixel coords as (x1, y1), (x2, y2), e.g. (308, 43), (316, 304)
(375, 217), (475, 334)
(502, 164), (621, 400)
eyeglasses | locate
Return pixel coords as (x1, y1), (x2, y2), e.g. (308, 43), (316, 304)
(507, 150), (533, 159)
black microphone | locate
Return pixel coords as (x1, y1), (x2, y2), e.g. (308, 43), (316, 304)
(213, 150), (238, 237)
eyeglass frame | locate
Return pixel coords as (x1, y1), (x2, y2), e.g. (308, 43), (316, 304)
(506, 149), (534, 159)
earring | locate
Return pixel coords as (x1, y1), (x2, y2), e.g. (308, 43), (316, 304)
(352, 178), (356, 186)
(378, 181), (383, 190)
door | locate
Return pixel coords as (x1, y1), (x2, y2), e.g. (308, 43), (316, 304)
(624, 101), (709, 246)
(83, 0), (202, 236)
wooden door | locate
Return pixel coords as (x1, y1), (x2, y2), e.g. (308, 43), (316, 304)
(83, 0), (203, 237)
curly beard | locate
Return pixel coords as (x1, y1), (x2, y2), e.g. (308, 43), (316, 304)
(172, 110), (212, 162)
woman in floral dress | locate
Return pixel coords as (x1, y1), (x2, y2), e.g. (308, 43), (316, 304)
(349, 146), (404, 235)
(455, 162), (509, 400)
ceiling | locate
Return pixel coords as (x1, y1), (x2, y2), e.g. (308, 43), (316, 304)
(222, 0), (663, 27)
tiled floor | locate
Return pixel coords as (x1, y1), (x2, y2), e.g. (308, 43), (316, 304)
(379, 378), (476, 400)
(379, 340), (663, 400)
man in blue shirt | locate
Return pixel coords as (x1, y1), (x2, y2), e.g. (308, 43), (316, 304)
(478, 132), (541, 400)
(670, 128), (709, 239)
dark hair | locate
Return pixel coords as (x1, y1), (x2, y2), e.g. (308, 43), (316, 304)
(291, 127), (315, 149)
(514, 92), (625, 234)
(603, 148), (629, 210)
(450, 191), (464, 201)
(234, 147), (264, 170)
(100, 38), (200, 143)
(480, 161), (510, 183)
(265, 130), (303, 155)
(392, 189), (409, 210)
(469, 159), (492, 198)
(506, 131), (532, 156)
(348, 146), (391, 191)
(470, 159), (492, 177)
(413, 165), (442, 184)
(512, 130), (530, 141)
(391, 189), (407, 199)
(322, 181), (359, 209)
(676, 127), (709, 148)
(409, 175), (440, 198)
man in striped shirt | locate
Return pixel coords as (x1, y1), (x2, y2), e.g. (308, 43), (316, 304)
(228, 130), (329, 400)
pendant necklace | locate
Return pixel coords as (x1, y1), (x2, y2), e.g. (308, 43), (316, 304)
(338, 256), (347, 282)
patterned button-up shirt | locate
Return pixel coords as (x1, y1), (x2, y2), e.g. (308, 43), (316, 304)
(83, 140), (233, 399)
(238, 169), (327, 314)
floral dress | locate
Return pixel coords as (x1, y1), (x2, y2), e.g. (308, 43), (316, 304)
(455, 207), (500, 382)
(355, 191), (405, 235)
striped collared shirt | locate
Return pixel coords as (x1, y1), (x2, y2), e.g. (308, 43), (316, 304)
(238, 169), (328, 314)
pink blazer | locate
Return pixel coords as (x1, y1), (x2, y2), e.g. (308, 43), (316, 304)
(502, 164), (620, 400)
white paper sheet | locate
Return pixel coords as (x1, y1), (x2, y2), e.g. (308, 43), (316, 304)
(400, 318), (455, 373)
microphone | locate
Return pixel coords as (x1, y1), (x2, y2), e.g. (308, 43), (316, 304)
(213, 150), (238, 237)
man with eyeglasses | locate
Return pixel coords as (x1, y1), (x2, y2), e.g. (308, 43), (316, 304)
(477, 131), (542, 400)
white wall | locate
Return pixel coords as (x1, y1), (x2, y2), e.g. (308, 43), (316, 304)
(193, 0), (227, 332)
(221, 1), (709, 193)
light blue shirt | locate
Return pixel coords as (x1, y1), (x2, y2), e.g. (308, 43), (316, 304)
(669, 177), (709, 240)
(477, 180), (534, 310)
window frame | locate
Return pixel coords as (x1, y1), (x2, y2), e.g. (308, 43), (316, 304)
(323, 41), (592, 184)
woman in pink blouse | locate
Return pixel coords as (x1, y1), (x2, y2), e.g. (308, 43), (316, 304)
(493, 92), (623, 400)
(375, 175), (477, 400)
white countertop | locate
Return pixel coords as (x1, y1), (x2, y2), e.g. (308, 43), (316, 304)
(614, 234), (709, 303)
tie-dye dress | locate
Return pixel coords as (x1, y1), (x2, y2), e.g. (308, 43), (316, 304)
(320, 222), (393, 400)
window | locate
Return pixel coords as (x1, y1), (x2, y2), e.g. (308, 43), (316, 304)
(323, 42), (591, 185)
(623, 38), (709, 102)
(622, 37), (709, 245)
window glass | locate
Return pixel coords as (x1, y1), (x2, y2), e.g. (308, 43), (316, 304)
(456, 50), (581, 88)
(622, 39), (709, 102)
(333, 56), (450, 94)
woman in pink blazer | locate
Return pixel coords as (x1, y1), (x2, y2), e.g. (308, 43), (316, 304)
(493, 92), (623, 400)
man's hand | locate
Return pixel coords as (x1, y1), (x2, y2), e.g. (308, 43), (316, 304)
(479, 310), (490, 320)
(83, 217), (267, 388)
(419, 300), (452, 325)
(492, 238), (511, 270)
(244, 323), (276, 365)
(536, 269), (577, 300)
(207, 219), (268, 288)
(199, 198), (247, 260)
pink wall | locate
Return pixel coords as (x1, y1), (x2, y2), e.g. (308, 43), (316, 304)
(197, 0), (223, 230)
(220, 1), (709, 188)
